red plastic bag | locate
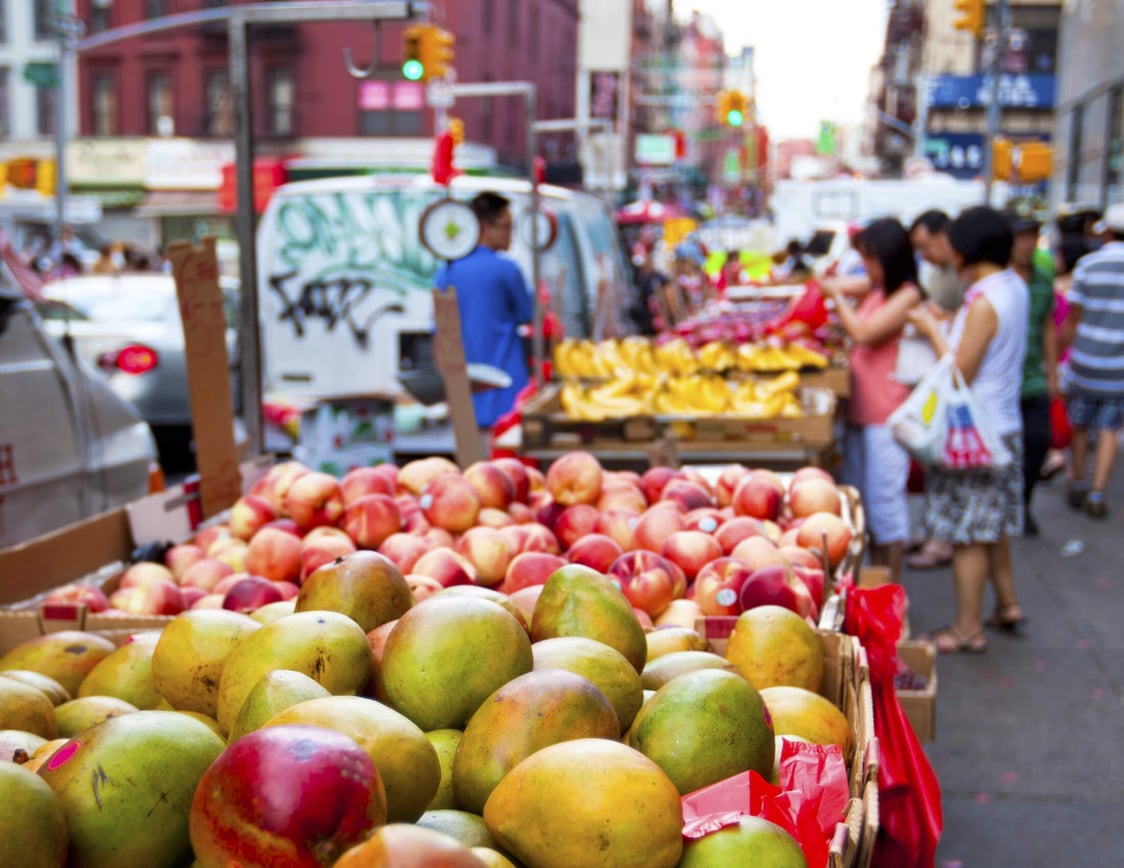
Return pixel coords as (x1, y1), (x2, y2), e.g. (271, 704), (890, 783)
(788, 280), (830, 331)
(844, 584), (942, 868)
(1050, 396), (1072, 449)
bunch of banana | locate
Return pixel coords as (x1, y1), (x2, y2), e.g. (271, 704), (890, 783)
(697, 341), (738, 372)
(730, 373), (804, 419)
(553, 339), (600, 378)
(559, 373), (653, 421)
(735, 341), (829, 373)
(654, 338), (700, 376)
(652, 373), (731, 416)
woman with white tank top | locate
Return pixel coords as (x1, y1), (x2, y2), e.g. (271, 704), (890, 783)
(908, 206), (1030, 654)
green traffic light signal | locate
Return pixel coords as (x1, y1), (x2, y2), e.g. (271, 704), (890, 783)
(402, 58), (424, 81)
(727, 109), (745, 127)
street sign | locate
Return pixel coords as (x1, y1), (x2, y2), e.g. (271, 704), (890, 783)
(23, 62), (58, 90)
(426, 79), (455, 109)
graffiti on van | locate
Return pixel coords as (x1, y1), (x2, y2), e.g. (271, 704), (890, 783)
(265, 191), (441, 348)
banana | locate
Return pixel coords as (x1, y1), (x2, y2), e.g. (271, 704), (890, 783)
(757, 370), (800, 399)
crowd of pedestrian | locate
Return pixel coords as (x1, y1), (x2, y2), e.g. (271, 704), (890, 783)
(19, 225), (169, 282)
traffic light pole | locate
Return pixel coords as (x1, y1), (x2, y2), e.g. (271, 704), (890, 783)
(983, 0), (1010, 204)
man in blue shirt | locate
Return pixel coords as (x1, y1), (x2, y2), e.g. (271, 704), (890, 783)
(434, 192), (535, 429)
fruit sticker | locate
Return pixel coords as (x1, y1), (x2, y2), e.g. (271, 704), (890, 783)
(46, 740), (81, 771)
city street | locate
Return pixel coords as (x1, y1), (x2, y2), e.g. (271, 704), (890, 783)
(903, 468), (1124, 866)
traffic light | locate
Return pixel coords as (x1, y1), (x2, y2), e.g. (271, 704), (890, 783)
(35, 159), (55, 196)
(420, 25), (455, 82)
(402, 25), (425, 81)
(953, 0), (985, 37)
(1015, 142), (1053, 182)
(992, 138), (1013, 181)
(716, 90), (748, 127)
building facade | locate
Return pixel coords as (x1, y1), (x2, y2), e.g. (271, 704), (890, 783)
(0, 0), (72, 160)
(1052, 0), (1124, 209)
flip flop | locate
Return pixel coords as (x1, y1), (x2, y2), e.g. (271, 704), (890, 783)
(907, 540), (952, 570)
(925, 625), (987, 654)
(985, 604), (1028, 633)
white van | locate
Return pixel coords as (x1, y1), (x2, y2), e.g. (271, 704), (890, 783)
(255, 174), (633, 400)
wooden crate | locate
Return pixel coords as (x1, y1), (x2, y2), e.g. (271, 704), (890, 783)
(520, 383), (659, 448)
(896, 640), (937, 743)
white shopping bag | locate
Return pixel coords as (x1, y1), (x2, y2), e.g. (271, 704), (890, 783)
(888, 354), (955, 465)
(941, 366), (1013, 470)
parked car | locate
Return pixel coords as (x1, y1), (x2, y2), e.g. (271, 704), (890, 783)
(0, 270), (156, 549)
(35, 273), (243, 467)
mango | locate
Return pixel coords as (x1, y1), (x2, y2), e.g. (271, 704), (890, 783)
(335, 823), (486, 867)
(453, 670), (619, 814)
(629, 669), (774, 795)
(227, 669), (330, 743)
(0, 678), (57, 739)
(215, 610), (371, 735)
(425, 728), (464, 811)
(0, 631), (115, 696)
(678, 815), (808, 867)
(435, 585), (530, 632)
(418, 809), (497, 849)
(295, 550), (414, 633)
(39, 710), (225, 868)
(77, 632), (163, 709)
(264, 694), (441, 823)
(483, 739), (682, 868)
(726, 606), (824, 691)
(0, 762), (68, 868)
(645, 626), (710, 662)
(250, 599), (297, 624)
(381, 597), (532, 731)
(17, 737), (68, 773)
(54, 697), (138, 739)
(0, 670), (71, 705)
(150, 609), (261, 718)
(531, 635), (644, 732)
(471, 847), (518, 868)
(640, 650), (735, 691)
(0, 729), (47, 763)
(531, 565), (647, 673)
(760, 685), (853, 757)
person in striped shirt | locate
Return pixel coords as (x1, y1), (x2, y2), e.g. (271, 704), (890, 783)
(1061, 203), (1124, 518)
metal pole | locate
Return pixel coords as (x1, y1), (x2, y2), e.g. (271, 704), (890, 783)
(983, 0), (1009, 204)
(53, 3), (82, 247)
(526, 88), (543, 387)
(913, 73), (929, 159)
(229, 13), (264, 456)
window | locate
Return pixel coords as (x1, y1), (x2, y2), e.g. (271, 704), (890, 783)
(1106, 87), (1123, 208)
(36, 86), (56, 137)
(204, 68), (233, 137)
(1067, 104), (1084, 202)
(507, 0), (518, 43)
(91, 73), (117, 136)
(358, 109), (422, 136)
(34, 0), (52, 40)
(91, 0), (112, 34)
(267, 67), (294, 136)
(145, 0), (166, 19)
(0, 68), (9, 138)
(147, 72), (173, 135)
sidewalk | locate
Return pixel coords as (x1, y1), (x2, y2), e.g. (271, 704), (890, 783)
(900, 469), (1124, 867)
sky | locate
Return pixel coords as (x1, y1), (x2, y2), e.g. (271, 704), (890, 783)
(679, 0), (891, 140)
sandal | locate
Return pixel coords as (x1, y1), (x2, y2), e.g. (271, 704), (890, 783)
(985, 604), (1028, 633)
(906, 539), (953, 570)
(925, 625), (988, 654)
(1084, 492), (1109, 519)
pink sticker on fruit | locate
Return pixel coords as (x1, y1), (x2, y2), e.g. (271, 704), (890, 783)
(47, 740), (81, 771)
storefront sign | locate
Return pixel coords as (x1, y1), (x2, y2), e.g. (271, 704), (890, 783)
(146, 139), (235, 190)
(635, 134), (677, 166)
(926, 74), (1055, 110)
(66, 138), (148, 188)
(925, 132), (1051, 180)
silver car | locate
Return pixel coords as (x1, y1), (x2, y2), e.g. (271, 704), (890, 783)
(36, 274), (242, 464)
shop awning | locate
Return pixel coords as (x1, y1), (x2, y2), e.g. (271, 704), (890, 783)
(133, 190), (221, 217)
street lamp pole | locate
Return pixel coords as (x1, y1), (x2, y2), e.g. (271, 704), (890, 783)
(53, 2), (84, 247)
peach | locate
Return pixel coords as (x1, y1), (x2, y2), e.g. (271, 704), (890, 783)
(274, 581), (301, 602)
(477, 507), (516, 528)
(796, 512), (853, 568)
(370, 463), (400, 493)
(654, 598), (702, 629)
(685, 508), (725, 535)
(595, 509), (639, 551)
(715, 465), (750, 508)
(194, 524), (233, 553)
(212, 539), (249, 573)
(180, 586), (208, 609)
(464, 461), (516, 509)
(262, 518), (301, 537)
(498, 524), (529, 555)
(397, 456), (459, 496)
(731, 535), (790, 572)
(792, 566), (827, 609)
(222, 576), (283, 613)
(266, 461), (312, 515)
(738, 564), (815, 619)
(640, 467), (684, 504)
(412, 547), (477, 587)
(112, 578), (184, 616)
(118, 562), (176, 590)
(342, 493), (402, 550)
(283, 471), (345, 532)
(300, 533), (358, 583)
(340, 466), (395, 507)
(525, 465), (546, 492)
(507, 502), (534, 524)
(662, 530), (723, 580)
(180, 558), (236, 592)
(788, 478), (843, 518)
(191, 593), (226, 610)
(213, 573), (247, 596)
(660, 479), (713, 512)
(422, 527), (456, 549)
(377, 533), (433, 574)
(693, 557), (755, 617)
(634, 608), (655, 630)
(597, 483), (648, 514)
(508, 585), (545, 625)
(780, 545), (823, 570)
(493, 457), (532, 503)
(608, 550), (680, 617)
(791, 466), (835, 486)
(532, 499), (567, 533)
(229, 494), (277, 541)
(546, 451), (603, 506)
(714, 516), (764, 554)
(567, 533), (623, 573)
(419, 474), (481, 534)
(245, 526), (303, 584)
(554, 504), (600, 551)
(165, 544), (206, 580)
(519, 523), (561, 555)
(41, 583), (110, 613)
(404, 574), (443, 603)
(456, 527), (514, 587)
(498, 552), (567, 595)
(633, 505), (687, 553)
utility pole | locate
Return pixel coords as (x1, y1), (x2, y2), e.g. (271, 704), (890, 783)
(983, 0), (1010, 204)
(53, 1), (85, 247)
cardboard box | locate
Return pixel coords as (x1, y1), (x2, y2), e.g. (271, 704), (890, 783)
(896, 640), (937, 743)
(292, 393), (396, 475)
(662, 388), (836, 446)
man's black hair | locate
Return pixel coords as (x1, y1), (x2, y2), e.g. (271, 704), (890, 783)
(855, 218), (919, 295)
(947, 206), (1014, 268)
(471, 192), (511, 225)
(910, 209), (950, 235)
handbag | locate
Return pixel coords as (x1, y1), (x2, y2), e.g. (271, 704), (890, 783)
(887, 354), (955, 465)
(941, 366), (1013, 470)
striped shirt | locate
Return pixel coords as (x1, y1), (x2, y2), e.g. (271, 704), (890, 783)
(1069, 241), (1124, 396)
